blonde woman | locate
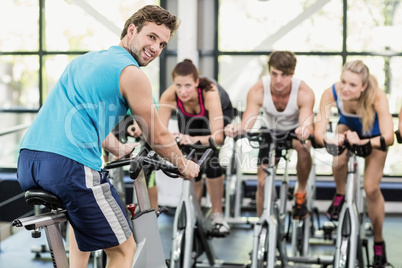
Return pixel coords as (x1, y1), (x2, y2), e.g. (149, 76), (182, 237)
(314, 60), (394, 268)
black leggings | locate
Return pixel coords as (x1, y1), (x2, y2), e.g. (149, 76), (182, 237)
(195, 149), (224, 181)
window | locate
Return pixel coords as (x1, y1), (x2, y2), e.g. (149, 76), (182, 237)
(217, 0), (402, 176)
(0, 0), (159, 169)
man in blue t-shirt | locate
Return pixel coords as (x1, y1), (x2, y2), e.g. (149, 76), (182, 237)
(17, 5), (200, 267)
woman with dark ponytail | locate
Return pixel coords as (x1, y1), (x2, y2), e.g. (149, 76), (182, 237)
(159, 59), (233, 236)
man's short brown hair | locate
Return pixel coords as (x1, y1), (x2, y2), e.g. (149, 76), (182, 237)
(120, 5), (180, 40)
(268, 51), (297, 75)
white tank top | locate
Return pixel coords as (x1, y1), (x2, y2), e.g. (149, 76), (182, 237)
(261, 75), (301, 130)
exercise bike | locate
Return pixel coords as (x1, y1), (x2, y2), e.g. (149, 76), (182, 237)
(324, 139), (374, 268)
(287, 136), (334, 265)
(12, 146), (212, 268)
(224, 134), (259, 227)
(245, 128), (302, 268)
(169, 138), (245, 268)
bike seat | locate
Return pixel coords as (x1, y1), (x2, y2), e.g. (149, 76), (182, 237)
(25, 188), (64, 211)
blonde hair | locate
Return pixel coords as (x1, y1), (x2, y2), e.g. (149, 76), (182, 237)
(342, 60), (378, 134)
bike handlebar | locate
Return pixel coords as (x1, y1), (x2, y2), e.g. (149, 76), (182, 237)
(237, 128), (305, 150)
(176, 136), (220, 153)
(164, 137), (218, 179)
(104, 145), (213, 179)
(395, 130), (402, 144)
(324, 139), (372, 157)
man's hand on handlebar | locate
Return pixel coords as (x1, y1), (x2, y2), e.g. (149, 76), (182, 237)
(177, 158), (200, 180)
(224, 123), (241, 138)
(115, 142), (140, 160)
(294, 126), (311, 143)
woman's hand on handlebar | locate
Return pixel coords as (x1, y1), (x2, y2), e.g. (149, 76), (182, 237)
(173, 133), (195, 145)
(324, 133), (346, 147)
(224, 123), (240, 138)
(344, 130), (368, 146)
(294, 126), (311, 142)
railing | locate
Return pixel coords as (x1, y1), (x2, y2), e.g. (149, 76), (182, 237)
(0, 123), (31, 137)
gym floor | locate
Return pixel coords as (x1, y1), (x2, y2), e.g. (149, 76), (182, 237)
(0, 204), (401, 268)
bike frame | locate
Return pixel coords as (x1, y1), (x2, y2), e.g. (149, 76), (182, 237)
(12, 192), (69, 268)
(13, 149), (194, 268)
(250, 140), (288, 268)
(333, 151), (365, 268)
(287, 148), (334, 265)
(170, 176), (218, 268)
(130, 166), (167, 267)
(224, 137), (258, 226)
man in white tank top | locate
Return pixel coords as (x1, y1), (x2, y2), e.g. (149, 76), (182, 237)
(225, 51), (315, 219)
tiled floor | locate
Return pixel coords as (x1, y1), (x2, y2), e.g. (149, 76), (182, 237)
(1, 208), (401, 268)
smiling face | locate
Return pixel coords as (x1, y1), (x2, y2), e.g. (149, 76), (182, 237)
(126, 22), (170, 66)
(339, 70), (368, 101)
(174, 74), (199, 103)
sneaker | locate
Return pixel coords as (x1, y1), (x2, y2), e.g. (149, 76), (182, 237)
(210, 212), (230, 237)
(292, 192), (309, 219)
(373, 242), (388, 268)
(326, 194), (345, 221)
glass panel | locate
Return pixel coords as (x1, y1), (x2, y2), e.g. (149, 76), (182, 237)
(142, 58), (161, 100)
(218, 0), (342, 52)
(219, 55), (343, 175)
(45, 0), (158, 51)
(218, 55), (342, 111)
(43, 54), (159, 105)
(43, 55), (78, 101)
(389, 57), (402, 114)
(0, 55), (40, 109)
(347, 0), (402, 52)
(0, 0), (39, 51)
(0, 113), (36, 169)
(389, 116), (402, 176)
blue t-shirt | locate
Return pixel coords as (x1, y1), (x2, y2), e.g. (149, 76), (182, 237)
(20, 46), (139, 170)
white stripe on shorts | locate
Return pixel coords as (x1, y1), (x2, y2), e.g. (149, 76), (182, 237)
(84, 166), (129, 244)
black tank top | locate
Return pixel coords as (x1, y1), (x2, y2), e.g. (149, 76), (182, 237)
(175, 81), (233, 137)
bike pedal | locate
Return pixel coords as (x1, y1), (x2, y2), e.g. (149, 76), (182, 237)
(322, 221), (336, 239)
(207, 229), (230, 238)
(31, 230), (41, 238)
(157, 206), (170, 217)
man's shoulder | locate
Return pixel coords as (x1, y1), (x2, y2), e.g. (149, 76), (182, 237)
(247, 80), (264, 107)
(296, 80), (315, 108)
(297, 79), (314, 94)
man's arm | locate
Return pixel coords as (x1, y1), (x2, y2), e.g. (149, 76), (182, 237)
(120, 66), (198, 178)
(225, 80), (263, 137)
(199, 85), (224, 145)
(296, 81), (315, 140)
(102, 132), (139, 158)
(241, 81), (264, 131)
